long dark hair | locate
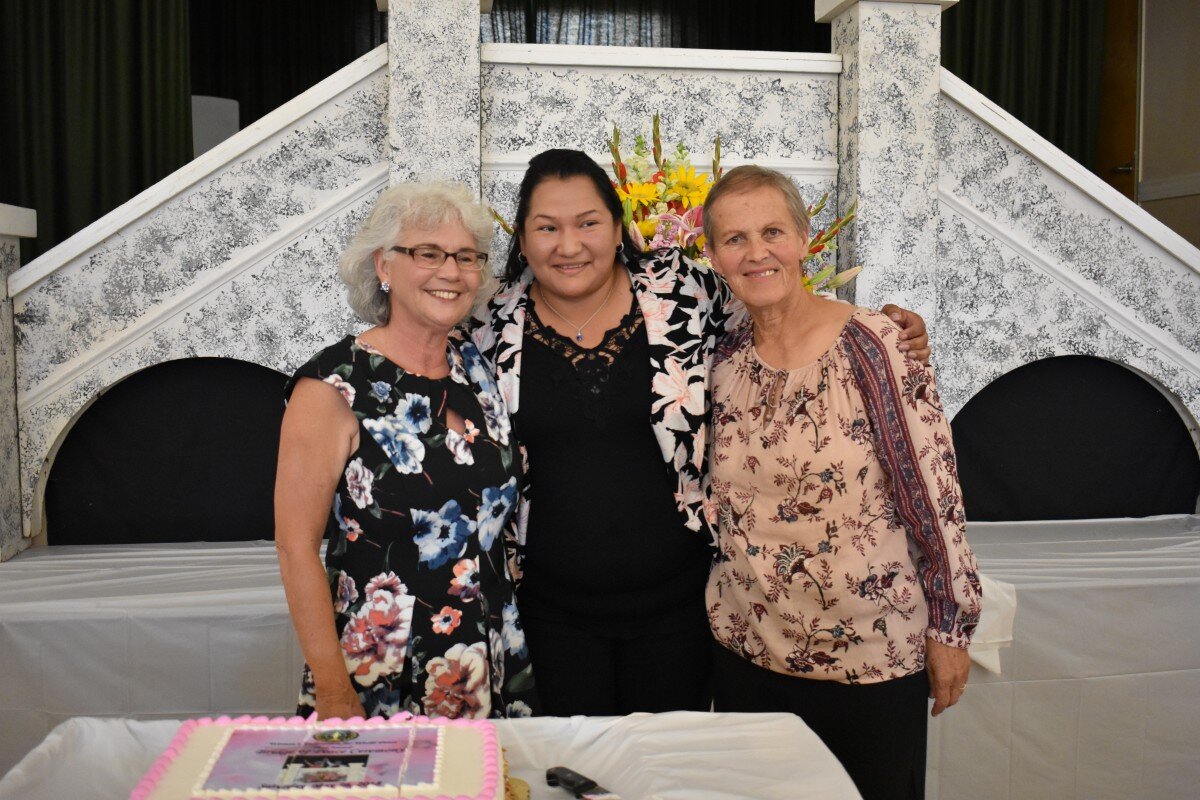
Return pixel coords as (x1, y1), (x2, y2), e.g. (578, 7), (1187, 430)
(503, 148), (641, 282)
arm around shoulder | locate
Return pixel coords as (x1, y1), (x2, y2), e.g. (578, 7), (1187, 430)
(879, 303), (931, 365)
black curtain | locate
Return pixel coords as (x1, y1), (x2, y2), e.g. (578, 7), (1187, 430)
(189, 0), (386, 130)
(670, 0), (830, 52)
(0, 0), (385, 266)
(46, 359), (288, 545)
(941, 0), (1109, 170)
(0, 0), (193, 264)
(952, 356), (1200, 521)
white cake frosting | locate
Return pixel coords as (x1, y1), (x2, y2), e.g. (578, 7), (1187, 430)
(129, 714), (502, 800)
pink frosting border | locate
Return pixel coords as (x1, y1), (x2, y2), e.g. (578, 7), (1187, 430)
(129, 713), (501, 800)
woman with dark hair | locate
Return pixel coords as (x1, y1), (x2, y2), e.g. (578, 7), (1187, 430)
(469, 149), (931, 715)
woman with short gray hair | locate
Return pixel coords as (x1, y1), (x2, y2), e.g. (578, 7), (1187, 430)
(338, 182), (497, 326)
(275, 181), (536, 721)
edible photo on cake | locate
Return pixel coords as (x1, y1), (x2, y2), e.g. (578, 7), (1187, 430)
(277, 754), (369, 786)
(198, 726), (441, 792)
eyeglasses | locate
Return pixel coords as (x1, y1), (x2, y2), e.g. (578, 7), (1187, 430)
(389, 245), (489, 270)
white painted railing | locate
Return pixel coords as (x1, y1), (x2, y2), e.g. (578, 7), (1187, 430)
(939, 68), (1200, 276)
(7, 47), (387, 299)
(481, 42), (842, 73)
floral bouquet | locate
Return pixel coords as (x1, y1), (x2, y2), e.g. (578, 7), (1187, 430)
(607, 114), (861, 294)
(608, 114), (715, 261)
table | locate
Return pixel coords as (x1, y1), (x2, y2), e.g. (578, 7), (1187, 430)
(2, 517), (1197, 798)
(0, 541), (304, 773)
(925, 515), (1200, 799)
(0, 713), (861, 800)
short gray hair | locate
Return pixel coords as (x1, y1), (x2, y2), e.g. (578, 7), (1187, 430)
(339, 182), (496, 325)
(703, 165), (811, 248)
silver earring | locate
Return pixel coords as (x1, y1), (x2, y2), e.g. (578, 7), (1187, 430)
(380, 281), (390, 294)
(616, 243), (624, 255)
(517, 252), (528, 265)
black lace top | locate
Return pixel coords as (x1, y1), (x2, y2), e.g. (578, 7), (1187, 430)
(516, 296), (714, 628)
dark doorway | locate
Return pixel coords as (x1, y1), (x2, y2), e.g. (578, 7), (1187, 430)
(1095, 0), (1139, 199)
(952, 356), (1200, 521)
(46, 358), (288, 545)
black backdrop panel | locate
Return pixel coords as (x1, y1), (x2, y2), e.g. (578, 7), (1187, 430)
(952, 355), (1200, 521)
(46, 358), (288, 545)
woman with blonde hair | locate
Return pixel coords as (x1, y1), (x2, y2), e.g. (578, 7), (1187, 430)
(275, 182), (535, 721)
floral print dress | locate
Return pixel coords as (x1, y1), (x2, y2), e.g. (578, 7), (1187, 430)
(706, 307), (982, 684)
(286, 335), (537, 719)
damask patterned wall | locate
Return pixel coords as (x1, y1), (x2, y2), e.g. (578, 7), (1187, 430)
(1, 235), (21, 559)
(932, 86), (1200, 425)
(480, 48), (842, 261)
(10, 53), (389, 541)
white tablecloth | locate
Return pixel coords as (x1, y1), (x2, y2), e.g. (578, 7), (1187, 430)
(926, 515), (1200, 800)
(0, 541), (305, 773)
(0, 713), (860, 800)
(2, 517), (1198, 798)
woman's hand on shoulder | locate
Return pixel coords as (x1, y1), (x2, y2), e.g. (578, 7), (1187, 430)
(315, 682), (367, 721)
(880, 304), (931, 365)
(926, 636), (971, 716)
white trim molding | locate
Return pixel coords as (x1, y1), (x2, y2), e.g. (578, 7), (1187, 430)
(377, 0), (492, 9)
(482, 43), (842, 74)
(1139, 172), (1200, 203)
(816, 0), (959, 23)
(940, 189), (1200, 380)
(0, 205), (36, 239)
(941, 68), (1200, 277)
(482, 153), (838, 180)
(7, 46), (387, 299)
(16, 166), (388, 413)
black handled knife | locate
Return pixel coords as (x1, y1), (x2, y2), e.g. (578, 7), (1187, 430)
(546, 766), (622, 799)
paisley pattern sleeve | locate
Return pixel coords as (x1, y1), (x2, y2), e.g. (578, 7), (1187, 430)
(841, 315), (982, 648)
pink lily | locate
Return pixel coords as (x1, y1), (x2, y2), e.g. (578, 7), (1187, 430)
(627, 219), (647, 251)
(658, 205), (704, 249)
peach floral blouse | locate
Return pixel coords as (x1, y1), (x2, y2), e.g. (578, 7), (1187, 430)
(706, 306), (982, 684)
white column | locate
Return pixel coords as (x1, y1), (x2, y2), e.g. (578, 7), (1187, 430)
(818, 0), (956, 317)
(0, 204), (35, 561)
(387, 0), (482, 191)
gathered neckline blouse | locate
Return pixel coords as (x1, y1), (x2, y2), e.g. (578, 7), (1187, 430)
(706, 307), (982, 684)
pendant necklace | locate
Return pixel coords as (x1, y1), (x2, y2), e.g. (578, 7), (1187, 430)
(536, 275), (618, 343)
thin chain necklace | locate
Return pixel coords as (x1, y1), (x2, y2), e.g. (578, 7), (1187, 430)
(535, 273), (618, 343)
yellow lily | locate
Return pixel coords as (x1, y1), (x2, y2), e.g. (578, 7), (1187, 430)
(666, 164), (712, 208)
(619, 181), (662, 209)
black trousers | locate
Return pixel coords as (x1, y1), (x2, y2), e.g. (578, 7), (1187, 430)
(712, 642), (929, 800)
(521, 610), (713, 716)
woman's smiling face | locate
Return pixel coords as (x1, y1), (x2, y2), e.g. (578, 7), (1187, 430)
(707, 184), (811, 313)
(518, 175), (623, 301)
(373, 220), (483, 335)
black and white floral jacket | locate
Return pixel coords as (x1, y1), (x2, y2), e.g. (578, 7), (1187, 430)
(468, 249), (745, 579)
